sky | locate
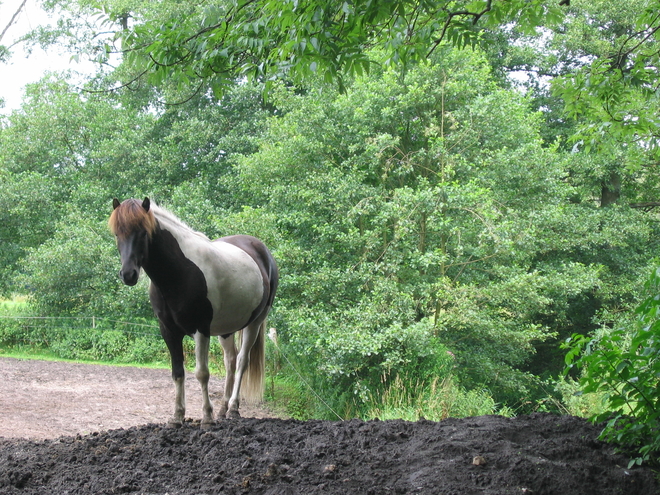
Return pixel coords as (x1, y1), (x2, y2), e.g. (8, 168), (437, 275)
(0, 0), (96, 113)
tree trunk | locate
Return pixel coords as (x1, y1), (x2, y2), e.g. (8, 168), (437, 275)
(600, 172), (621, 207)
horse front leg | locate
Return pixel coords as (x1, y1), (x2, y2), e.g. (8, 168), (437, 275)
(194, 331), (214, 428)
(162, 327), (186, 428)
(218, 333), (237, 418)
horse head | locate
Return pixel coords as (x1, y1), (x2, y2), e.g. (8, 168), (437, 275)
(109, 197), (156, 286)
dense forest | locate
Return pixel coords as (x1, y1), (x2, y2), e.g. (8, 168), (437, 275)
(2, 0), (660, 462)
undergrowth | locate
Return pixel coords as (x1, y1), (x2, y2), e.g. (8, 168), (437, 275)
(3, 299), (518, 422)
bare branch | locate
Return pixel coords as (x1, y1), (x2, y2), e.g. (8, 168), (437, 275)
(629, 201), (660, 211)
(0, 0), (28, 43)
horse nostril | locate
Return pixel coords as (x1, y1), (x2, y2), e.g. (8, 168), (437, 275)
(120, 269), (139, 286)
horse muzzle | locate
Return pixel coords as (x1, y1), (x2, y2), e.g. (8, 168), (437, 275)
(119, 268), (140, 286)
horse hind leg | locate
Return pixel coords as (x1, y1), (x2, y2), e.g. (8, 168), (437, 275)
(218, 332), (237, 419)
(194, 332), (215, 428)
(227, 320), (265, 419)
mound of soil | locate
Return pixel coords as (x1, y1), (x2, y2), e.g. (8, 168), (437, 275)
(0, 357), (658, 494)
(1, 414), (658, 495)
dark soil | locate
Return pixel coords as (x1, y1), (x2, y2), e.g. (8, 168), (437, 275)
(0, 358), (658, 494)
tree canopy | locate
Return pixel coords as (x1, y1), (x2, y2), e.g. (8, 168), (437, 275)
(99, 0), (565, 94)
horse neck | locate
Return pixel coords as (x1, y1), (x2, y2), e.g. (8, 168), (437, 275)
(142, 226), (191, 289)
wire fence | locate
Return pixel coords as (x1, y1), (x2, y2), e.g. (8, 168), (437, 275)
(0, 315), (171, 364)
(0, 315), (160, 333)
(0, 315), (268, 374)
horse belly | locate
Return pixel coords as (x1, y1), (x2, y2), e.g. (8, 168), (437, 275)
(204, 248), (264, 335)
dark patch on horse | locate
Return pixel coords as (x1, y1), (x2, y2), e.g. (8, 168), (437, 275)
(146, 228), (214, 338)
(217, 234), (279, 329)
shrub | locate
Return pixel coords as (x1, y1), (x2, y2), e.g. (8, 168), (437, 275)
(564, 266), (660, 466)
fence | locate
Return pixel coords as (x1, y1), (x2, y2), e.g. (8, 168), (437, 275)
(0, 315), (171, 364)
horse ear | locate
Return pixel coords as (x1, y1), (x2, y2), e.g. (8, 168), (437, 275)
(113, 198), (121, 210)
(142, 197), (151, 212)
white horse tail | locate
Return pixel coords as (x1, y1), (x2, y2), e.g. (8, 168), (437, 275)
(243, 319), (265, 402)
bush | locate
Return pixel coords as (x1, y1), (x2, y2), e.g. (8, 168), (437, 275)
(0, 308), (169, 365)
(0, 300), (53, 350)
(564, 266), (660, 466)
(277, 313), (460, 419)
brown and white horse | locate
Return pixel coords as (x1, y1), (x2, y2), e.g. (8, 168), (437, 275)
(109, 198), (278, 425)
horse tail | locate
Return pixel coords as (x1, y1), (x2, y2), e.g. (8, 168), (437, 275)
(243, 319), (265, 402)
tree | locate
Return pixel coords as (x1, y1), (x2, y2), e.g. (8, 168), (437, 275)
(19, 1), (660, 161)
(45, 0), (564, 100)
(214, 48), (656, 409)
(551, 0), (660, 159)
(0, 0), (27, 67)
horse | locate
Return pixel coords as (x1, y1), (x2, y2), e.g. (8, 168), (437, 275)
(108, 197), (278, 425)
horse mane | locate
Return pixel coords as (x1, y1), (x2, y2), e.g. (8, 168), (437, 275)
(150, 204), (210, 242)
(109, 198), (210, 242)
(108, 198), (157, 239)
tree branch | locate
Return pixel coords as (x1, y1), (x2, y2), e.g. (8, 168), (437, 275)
(427, 0), (493, 58)
(0, 0), (28, 43)
(629, 201), (660, 211)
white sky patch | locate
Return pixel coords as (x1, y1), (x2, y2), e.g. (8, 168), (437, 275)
(0, 0), (96, 113)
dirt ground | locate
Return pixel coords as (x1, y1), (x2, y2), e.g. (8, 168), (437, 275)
(0, 357), (271, 439)
(0, 357), (658, 494)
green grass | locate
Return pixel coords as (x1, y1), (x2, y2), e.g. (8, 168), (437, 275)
(363, 374), (509, 422)
(0, 347), (172, 369)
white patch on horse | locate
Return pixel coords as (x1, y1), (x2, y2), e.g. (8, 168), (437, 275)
(151, 205), (264, 334)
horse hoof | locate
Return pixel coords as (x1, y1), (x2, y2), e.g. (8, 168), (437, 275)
(201, 420), (215, 430)
(227, 410), (241, 419)
(167, 419), (183, 428)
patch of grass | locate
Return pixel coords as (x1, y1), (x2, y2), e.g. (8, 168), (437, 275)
(0, 347), (171, 369)
(363, 373), (508, 422)
(264, 375), (314, 420)
(0, 295), (29, 304)
(555, 377), (608, 419)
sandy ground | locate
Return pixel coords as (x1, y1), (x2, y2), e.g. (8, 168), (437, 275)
(0, 356), (271, 439)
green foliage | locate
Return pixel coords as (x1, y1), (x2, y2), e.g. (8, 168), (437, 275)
(16, 214), (153, 319)
(0, 313), (169, 366)
(554, 378), (608, 419)
(4, 5), (660, 424)
(0, 170), (64, 295)
(564, 266), (660, 466)
(92, 0), (564, 101)
(550, 0), (660, 160)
